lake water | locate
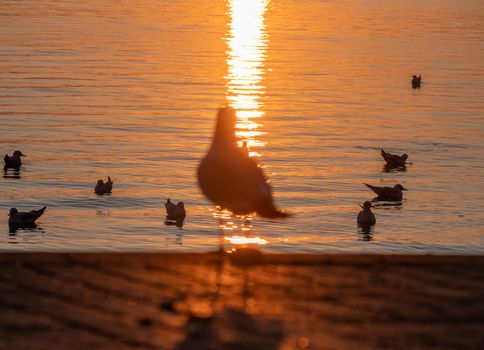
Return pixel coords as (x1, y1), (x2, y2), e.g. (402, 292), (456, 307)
(1, 0), (483, 253)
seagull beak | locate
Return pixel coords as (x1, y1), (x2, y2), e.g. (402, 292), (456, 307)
(402, 187), (408, 191)
(359, 204), (364, 209)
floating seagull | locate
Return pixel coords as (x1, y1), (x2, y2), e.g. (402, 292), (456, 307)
(4, 150), (26, 172)
(364, 183), (407, 201)
(164, 198), (186, 222)
(381, 149), (408, 168)
(94, 176), (113, 195)
(198, 107), (288, 218)
(8, 206), (46, 227)
(357, 201), (376, 226)
(412, 75), (422, 88)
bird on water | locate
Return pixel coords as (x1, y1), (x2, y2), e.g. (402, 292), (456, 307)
(357, 201), (376, 226)
(164, 198), (186, 222)
(364, 183), (407, 201)
(94, 176), (113, 195)
(4, 150), (26, 172)
(412, 75), (422, 88)
(198, 107), (288, 218)
(381, 149), (408, 168)
(8, 206), (46, 227)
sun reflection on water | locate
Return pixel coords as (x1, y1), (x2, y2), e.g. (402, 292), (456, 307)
(214, 0), (270, 249)
(225, 0), (269, 157)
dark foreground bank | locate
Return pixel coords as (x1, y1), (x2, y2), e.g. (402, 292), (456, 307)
(0, 252), (483, 350)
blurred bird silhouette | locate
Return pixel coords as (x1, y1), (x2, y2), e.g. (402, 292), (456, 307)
(364, 183), (407, 201)
(357, 201), (376, 226)
(9, 206), (46, 227)
(4, 150), (26, 172)
(412, 75), (422, 88)
(94, 176), (113, 195)
(164, 198), (186, 222)
(198, 107), (288, 218)
(381, 149), (408, 168)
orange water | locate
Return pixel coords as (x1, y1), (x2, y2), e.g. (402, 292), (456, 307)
(1, 0), (483, 252)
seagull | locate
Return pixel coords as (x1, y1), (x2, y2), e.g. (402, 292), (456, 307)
(94, 176), (113, 195)
(412, 75), (421, 88)
(381, 149), (408, 168)
(364, 183), (407, 201)
(357, 201), (376, 226)
(164, 198), (186, 221)
(198, 107), (288, 218)
(8, 206), (46, 227)
(4, 150), (26, 172)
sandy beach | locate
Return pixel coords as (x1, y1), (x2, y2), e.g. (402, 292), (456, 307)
(0, 252), (483, 349)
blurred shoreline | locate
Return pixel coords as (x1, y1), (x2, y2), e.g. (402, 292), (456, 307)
(1, 251), (483, 349)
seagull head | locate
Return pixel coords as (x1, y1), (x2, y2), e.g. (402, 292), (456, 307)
(13, 150), (26, 157)
(214, 107), (237, 145)
(360, 201), (373, 210)
(97, 179), (104, 185)
(8, 208), (18, 216)
(402, 154), (408, 161)
(394, 184), (407, 191)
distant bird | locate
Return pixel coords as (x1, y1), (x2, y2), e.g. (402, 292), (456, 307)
(198, 107), (288, 218)
(4, 150), (26, 172)
(94, 176), (113, 195)
(364, 183), (407, 201)
(357, 201), (376, 226)
(164, 198), (186, 221)
(8, 206), (46, 227)
(381, 149), (408, 168)
(412, 75), (422, 88)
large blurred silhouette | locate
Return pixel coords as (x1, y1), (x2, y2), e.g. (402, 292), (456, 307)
(198, 107), (288, 218)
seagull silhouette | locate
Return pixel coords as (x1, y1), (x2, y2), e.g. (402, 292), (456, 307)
(198, 107), (288, 218)
(164, 198), (186, 221)
(412, 75), (422, 88)
(9, 206), (46, 227)
(364, 183), (407, 201)
(4, 150), (26, 172)
(381, 149), (408, 168)
(357, 201), (376, 226)
(94, 176), (113, 195)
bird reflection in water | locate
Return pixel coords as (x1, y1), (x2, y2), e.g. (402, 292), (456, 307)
(3, 170), (21, 179)
(211, 208), (268, 252)
(382, 164), (407, 173)
(9, 223), (45, 237)
(357, 225), (375, 241)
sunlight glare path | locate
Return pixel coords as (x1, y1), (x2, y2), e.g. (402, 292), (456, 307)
(225, 0), (269, 157)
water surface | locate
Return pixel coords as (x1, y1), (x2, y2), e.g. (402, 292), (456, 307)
(1, 0), (483, 253)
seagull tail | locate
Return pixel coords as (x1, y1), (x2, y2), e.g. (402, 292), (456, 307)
(257, 207), (290, 219)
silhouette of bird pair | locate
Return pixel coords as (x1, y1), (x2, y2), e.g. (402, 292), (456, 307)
(164, 198), (186, 222)
(94, 176), (113, 195)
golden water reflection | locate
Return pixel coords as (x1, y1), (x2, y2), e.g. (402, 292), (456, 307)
(225, 0), (269, 157)
(217, 0), (270, 248)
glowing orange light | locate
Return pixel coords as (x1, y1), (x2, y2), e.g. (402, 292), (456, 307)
(224, 235), (268, 245)
(225, 0), (269, 155)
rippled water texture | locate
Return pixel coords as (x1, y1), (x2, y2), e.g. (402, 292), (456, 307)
(1, 0), (483, 253)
